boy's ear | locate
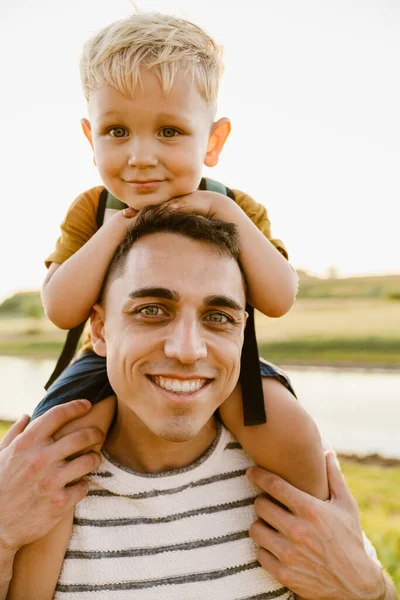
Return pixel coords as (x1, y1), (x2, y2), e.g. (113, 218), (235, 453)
(204, 117), (231, 167)
(81, 118), (96, 165)
(90, 303), (107, 357)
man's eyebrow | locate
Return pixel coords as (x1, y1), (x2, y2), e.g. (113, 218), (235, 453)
(128, 287), (180, 302)
(204, 295), (244, 312)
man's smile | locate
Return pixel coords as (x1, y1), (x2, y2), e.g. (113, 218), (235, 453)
(148, 375), (211, 394)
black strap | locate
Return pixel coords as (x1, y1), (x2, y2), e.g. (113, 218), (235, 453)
(240, 303), (266, 425)
(44, 188), (109, 390)
(95, 187), (109, 228)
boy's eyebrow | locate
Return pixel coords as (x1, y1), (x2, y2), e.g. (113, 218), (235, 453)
(204, 295), (244, 312)
(96, 110), (193, 127)
(128, 287), (180, 302)
(96, 110), (128, 121)
(157, 112), (193, 126)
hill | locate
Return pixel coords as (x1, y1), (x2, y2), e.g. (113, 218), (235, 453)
(296, 272), (400, 300)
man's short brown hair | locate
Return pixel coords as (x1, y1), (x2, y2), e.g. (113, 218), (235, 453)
(100, 205), (246, 303)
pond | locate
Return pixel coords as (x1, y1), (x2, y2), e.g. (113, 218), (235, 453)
(0, 356), (399, 458)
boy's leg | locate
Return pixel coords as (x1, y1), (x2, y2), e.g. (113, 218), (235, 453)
(258, 358), (297, 399)
(32, 352), (112, 420)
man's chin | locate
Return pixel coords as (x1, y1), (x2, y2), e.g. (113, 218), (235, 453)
(155, 422), (201, 443)
(150, 413), (215, 443)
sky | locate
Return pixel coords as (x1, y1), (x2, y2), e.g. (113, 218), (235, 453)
(0, 0), (399, 302)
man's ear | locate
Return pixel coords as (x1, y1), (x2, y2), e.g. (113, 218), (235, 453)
(204, 117), (231, 167)
(90, 303), (107, 357)
(81, 118), (96, 165)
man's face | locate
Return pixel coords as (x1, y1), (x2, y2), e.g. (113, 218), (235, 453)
(83, 70), (219, 210)
(97, 233), (246, 442)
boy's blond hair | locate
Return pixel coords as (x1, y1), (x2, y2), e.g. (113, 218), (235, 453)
(80, 12), (224, 105)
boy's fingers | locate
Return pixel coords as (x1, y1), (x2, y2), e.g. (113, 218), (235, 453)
(26, 400), (92, 442)
(0, 414), (30, 450)
(122, 207), (138, 218)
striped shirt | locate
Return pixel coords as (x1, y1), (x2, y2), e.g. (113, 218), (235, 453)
(55, 423), (294, 599)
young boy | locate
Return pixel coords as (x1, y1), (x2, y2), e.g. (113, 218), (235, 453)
(35, 13), (327, 498)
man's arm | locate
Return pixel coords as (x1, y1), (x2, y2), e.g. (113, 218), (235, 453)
(247, 452), (397, 600)
(0, 401), (104, 600)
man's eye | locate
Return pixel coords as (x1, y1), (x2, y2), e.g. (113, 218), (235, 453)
(159, 127), (180, 139)
(138, 306), (163, 317)
(109, 127), (128, 138)
(206, 312), (230, 324)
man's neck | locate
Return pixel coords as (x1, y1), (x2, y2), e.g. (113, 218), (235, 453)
(103, 408), (218, 474)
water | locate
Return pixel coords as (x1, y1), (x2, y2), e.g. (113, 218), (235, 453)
(0, 356), (399, 458)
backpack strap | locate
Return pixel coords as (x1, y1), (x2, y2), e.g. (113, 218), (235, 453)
(44, 188), (109, 390)
(201, 178), (266, 426)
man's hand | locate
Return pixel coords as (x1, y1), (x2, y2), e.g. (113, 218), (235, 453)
(247, 452), (394, 600)
(0, 400), (104, 556)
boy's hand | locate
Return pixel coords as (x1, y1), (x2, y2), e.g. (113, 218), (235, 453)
(166, 190), (232, 219)
(122, 206), (138, 219)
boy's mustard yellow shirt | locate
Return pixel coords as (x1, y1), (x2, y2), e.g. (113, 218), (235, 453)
(45, 185), (288, 353)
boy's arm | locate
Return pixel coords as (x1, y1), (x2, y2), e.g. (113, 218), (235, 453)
(42, 208), (136, 329)
(220, 377), (329, 500)
(168, 191), (298, 318)
(7, 509), (74, 600)
(220, 379), (328, 600)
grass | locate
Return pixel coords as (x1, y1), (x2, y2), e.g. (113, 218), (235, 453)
(340, 458), (400, 591)
(258, 337), (400, 366)
(0, 299), (399, 366)
(0, 317), (74, 358)
(255, 298), (400, 366)
(297, 273), (400, 300)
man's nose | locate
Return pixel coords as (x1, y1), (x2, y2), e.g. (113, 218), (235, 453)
(164, 317), (207, 364)
(127, 137), (158, 168)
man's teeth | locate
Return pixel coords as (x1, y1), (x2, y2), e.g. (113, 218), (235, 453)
(153, 376), (207, 393)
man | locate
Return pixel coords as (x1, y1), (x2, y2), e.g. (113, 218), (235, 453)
(4, 208), (396, 599)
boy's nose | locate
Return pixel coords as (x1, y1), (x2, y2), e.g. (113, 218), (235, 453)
(164, 318), (207, 364)
(127, 138), (158, 168)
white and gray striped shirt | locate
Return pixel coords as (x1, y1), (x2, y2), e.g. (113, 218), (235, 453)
(55, 423), (294, 599)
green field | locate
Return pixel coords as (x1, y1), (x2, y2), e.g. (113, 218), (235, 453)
(1, 277), (399, 366)
(1, 297), (399, 366)
(340, 457), (400, 591)
(256, 297), (400, 367)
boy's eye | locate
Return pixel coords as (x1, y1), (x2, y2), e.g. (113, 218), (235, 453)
(205, 312), (231, 324)
(109, 127), (128, 138)
(159, 127), (180, 139)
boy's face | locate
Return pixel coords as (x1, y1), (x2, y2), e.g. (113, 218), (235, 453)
(83, 70), (230, 209)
